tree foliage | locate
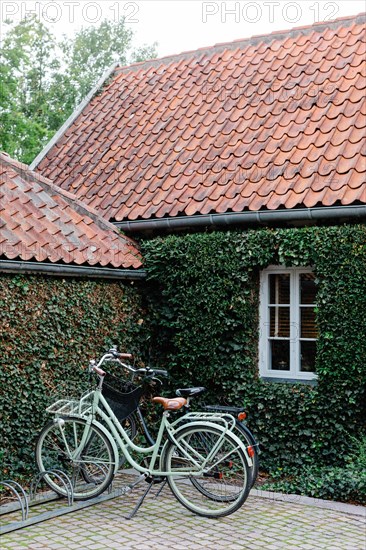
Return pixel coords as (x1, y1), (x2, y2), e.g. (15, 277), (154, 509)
(0, 16), (157, 163)
(0, 17), (59, 162)
(60, 18), (133, 108)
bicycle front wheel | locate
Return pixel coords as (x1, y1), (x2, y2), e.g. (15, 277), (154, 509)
(35, 416), (115, 500)
(163, 424), (250, 518)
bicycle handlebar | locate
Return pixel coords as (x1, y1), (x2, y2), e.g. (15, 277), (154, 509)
(93, 366), (106, 377)
(108, 345), (133, 361)
(88, 347), (168, 380)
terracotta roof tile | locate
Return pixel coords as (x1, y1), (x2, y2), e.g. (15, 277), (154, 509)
(35, 14), (366, 221)
(0, 153), (141, 268)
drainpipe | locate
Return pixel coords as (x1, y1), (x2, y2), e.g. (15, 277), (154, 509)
(0, 260), (146, 280)
(114, 205), (366, 233)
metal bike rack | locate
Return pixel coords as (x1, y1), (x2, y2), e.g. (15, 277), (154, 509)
(1, 469), (134, 534)
(30, 469), (74, 507)
(0, 480), (29, 522)
(1, 469), (75, 534)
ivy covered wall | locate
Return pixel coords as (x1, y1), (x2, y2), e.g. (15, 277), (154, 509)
(141, 224), (366, 472)
(1, 224), (365, 480)
(0, 275), (149, 479)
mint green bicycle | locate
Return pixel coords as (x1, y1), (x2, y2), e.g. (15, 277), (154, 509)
(35, 352), (253, 518)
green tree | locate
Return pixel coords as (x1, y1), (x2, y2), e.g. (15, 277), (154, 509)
(61, 18), (138, 107)
(0, 17), (60, 162)
(0, 16), (157, 163)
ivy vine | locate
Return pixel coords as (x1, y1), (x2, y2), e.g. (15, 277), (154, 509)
(141, 224), (366, 472)
(1, 224), (365, 479)
(0, 276), (149, 480)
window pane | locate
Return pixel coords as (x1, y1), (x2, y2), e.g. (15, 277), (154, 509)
(300, 307), (318, 338)
(270, 340), (290, 370)
(269, 274), (290, 304)
(300, 273), (316, 304)
(300, 341), (317, 372)
(270, 307), (290, 337)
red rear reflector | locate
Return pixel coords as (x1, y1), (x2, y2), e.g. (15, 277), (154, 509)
(247, 445), (255, 458)
(238, 412), (246, 421)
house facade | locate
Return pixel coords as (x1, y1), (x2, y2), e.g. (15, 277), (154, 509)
(0, 152), (148, 478)
(30, 14), (366, 467)
(32, 13), (365, 379)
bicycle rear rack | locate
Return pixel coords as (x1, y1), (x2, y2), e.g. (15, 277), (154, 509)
(173, 411), (236, 431)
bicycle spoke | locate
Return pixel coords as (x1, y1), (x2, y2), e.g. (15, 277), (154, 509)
(35, 417), (115, 500)
(163, 424), (250, 517)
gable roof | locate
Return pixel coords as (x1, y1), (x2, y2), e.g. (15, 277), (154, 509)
(34, 14), (366, 226)
(0, 152), (142, 268)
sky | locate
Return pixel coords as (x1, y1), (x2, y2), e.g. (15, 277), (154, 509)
(1, 0), (365, 58)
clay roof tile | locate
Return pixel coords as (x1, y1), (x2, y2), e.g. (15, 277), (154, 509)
(34, 13), (366, 221)
(0, 153), (141, 268)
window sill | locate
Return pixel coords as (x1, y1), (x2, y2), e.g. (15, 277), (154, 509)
(261, 376), (318, 386)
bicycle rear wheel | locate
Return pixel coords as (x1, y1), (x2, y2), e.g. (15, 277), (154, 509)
(35, 416), (115, 500)
(162, 424), (250, 518)
(188, 421), (258, 501)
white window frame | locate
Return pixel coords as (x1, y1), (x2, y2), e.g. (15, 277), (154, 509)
(259, 266), (318, 381)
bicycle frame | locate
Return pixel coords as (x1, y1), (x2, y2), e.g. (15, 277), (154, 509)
(62, 387), (253, 478)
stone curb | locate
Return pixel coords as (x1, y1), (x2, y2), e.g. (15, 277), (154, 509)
(251, 488), (366, 517)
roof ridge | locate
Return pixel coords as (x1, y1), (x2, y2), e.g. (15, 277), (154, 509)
(116, 11), (366, 74)
(0, 152), (129, 240)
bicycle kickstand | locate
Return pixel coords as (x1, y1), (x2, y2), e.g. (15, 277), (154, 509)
(154, 479), (167, 499)
(125, 478), (154, 520)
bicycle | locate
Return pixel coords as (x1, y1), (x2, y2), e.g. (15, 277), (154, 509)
(97, 347), (259, 489)
(35, 351), (253, 518)
(80, 347), (259, 504)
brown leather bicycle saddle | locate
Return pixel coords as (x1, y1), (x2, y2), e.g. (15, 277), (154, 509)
(152, 396), (187, 410)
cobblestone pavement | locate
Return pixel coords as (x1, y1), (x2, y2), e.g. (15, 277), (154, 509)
(1, 479), (365, 549)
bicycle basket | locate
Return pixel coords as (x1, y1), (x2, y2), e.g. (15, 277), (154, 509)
(102, 374), (143, 421)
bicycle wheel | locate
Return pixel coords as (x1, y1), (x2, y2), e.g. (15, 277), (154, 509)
(35, 416), (115, 500)
(187, 422), (256, 501)
(162, 424), (250, 518)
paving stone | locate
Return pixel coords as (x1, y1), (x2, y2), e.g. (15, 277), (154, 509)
(1, 488), (365, 550)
